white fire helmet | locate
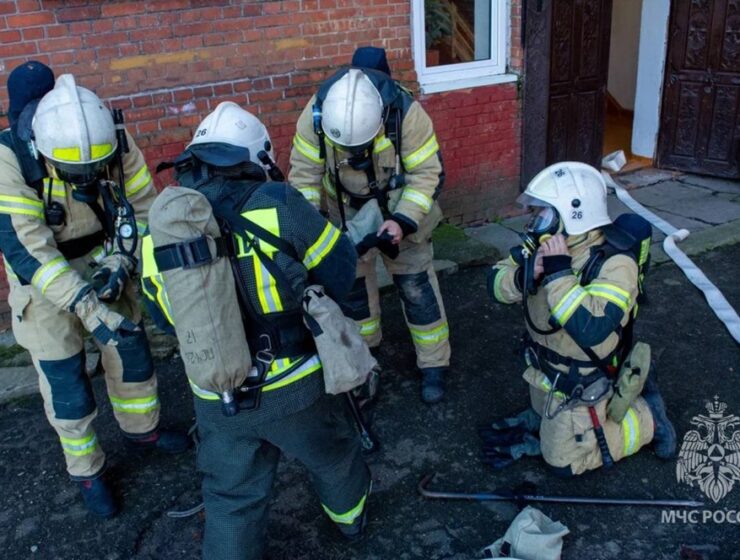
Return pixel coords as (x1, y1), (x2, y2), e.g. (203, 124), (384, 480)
(321, 69), (384, 149)
(187, 101), (273, 169)
(32, 74), (117, 184)
(517, 162), (611, 236)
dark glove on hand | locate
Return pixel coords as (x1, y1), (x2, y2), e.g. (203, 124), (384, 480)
(92, 253), (135, 303)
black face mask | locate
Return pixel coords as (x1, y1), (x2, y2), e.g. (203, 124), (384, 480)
(519, 206), (562, 253)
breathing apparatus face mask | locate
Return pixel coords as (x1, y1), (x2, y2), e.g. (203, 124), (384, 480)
(519, 206), (563, 254)
(53, 157), (113, 202)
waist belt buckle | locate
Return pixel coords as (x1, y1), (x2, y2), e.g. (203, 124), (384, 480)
(179, 236), (213, 269)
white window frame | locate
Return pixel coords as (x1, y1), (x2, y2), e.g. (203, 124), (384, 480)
(412, 0), (517, 94)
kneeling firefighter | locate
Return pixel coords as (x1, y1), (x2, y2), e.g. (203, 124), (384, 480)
(289, 51), (451, 404)
(0, 66), (188, 519)
(484, 162), (676, 476)
(141, 102), (372, 560)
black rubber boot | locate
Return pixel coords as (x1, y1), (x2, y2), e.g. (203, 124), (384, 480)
(420, 367), (446, 404)
(78, 476), (118, 519)
(127, 429), (191, 454)
(642, 375), (677, 460)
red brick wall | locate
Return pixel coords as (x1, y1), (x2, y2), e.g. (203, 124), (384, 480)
(0, 0), (522, 326)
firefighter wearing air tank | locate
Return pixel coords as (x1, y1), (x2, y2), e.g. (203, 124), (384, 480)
(0, 65), (188, 518)
(289, 61), (451, 404)
(486, 162), (676, 476)
(140, 102), (371, 560)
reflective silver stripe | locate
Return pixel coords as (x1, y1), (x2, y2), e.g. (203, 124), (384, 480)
(254, 257), (282, 313)
(402, 134), (439, 170)
(373, 135), (392, 153)
(0, 194), (44, 219)
(60, 433), (98, 456)
(109, 395), (159, 414)
(189, 379), (220, 400)
(400, 188), (432, 212)
(622, 408), (640, 456)
(125, 165), (152, 196)
(32, 256), (72, 294)
(293, 133), (324, 163)
(298, 186), (321, 204)
(263, 354), (322, 392)
(585, 283), (631, 312)
(551, 285), (587, 325)
(303, 223), (341, 270)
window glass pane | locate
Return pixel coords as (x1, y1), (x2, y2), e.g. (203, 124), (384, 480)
(425, 0), (491, 67)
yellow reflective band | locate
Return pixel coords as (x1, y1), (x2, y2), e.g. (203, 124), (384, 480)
(322, 491), (368, 524)
(293, 133), (324, 164)
(409, 322), (449, 345)
(91, 143), (114, 160)
(402, 134), (439, 171)
(323, 173), (338, 199)
(493, 267), (506, 302)
(48, 179), (67, 198)
(298, 186), (321, 204)
(125, 165), (152, 196)
(60, 433), (98, 456)
(52, 146), (81, 162)
(539, 378), (567, 400)
(303, 222), (341, 270)
(373, 135), (393, 153)
(189, 379), (220, 400)
(400, 188), (433, 212)
(109, 395), (159, 414)
(90, 245), (107, 264)
(150, 273), (174, 325)
(639, 237), (650, 266)
(585, 283), (631, 312)
(0, 194), (45, 219)
(359, 317), (380, 336)
(622, 407), (640, 456)
(136, 221), (147, 235)
(551, 284), (587, 325)
(141, 235), (157, 278)
(32, 256), (71, 294)
(263, 354), (322, 392)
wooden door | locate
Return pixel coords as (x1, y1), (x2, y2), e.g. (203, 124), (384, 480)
(657, 0), (740, 177)
(546, 0), (613, 167)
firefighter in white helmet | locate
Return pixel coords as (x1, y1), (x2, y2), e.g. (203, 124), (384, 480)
(290, 53), (451, 404)
(484, 162), (675, 475)
(141, 102), (372, 559)
(0, 70), (188, 518)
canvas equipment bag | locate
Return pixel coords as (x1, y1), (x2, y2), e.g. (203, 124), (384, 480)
(148, 187), (252, 395)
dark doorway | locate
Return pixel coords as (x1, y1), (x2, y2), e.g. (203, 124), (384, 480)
(657, 0), (740, 178)
(522, 0), (613, 187)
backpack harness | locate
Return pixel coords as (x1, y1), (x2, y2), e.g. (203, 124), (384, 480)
(522, 214), (653, 401)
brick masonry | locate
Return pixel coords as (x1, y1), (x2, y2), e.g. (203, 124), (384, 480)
(0, 0), (522, 327)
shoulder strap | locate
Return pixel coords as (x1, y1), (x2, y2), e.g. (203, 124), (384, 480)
(0, 129), (48, 196)
(210, 202), (301, 302)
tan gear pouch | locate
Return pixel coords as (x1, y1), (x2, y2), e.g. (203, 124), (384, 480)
(149, 187), (251, 395)
(607, 341), (651, 422)
(302, 284), (378, 394)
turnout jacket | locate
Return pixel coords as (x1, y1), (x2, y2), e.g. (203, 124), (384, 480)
(488, 230), (639, 390)
(0, 128), (155, 311)
(289, 94), (444, 236)
(141, 177), (357, 421)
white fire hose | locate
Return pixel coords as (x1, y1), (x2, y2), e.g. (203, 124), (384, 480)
(601, 168), (740, 345)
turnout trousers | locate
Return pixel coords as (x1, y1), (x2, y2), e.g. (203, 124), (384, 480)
(343, 237), (451, 370)
(194, 392), (371, 560)
(527, 371), (655, 476)
(8, 265), (159, 479)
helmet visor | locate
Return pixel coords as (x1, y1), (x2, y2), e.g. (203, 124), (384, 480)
(52, 153), (114, 186)
(526, 206), (560, 236)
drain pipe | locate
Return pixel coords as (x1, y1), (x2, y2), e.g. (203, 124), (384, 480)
(601, 169), (740, 345)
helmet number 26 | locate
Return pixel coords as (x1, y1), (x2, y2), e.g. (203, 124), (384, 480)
(571, 210), (583, 220)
